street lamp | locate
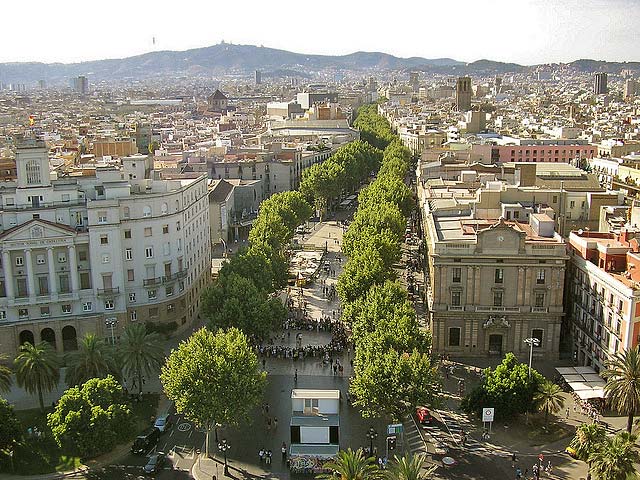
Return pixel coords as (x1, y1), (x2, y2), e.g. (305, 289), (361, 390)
(104, 318), (118, 345)
(218, 438), (230, 476)
(214, 422), (222, 443)
(524, 337), (540, 379)
(366, 427), (378, 456)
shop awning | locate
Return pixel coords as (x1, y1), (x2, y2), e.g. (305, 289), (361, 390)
(555, 366), (606, 399)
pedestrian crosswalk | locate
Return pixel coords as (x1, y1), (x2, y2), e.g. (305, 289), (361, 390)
(434, 409), (512, 456)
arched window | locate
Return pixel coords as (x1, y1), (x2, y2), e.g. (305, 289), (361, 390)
(123, 206), (130, 219)
(25, 160), (41, 185)
(143, 205), (152, 218)
(161, 203), (168, 215)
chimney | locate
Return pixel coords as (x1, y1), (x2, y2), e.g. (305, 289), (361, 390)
(619, 227), (631, 245)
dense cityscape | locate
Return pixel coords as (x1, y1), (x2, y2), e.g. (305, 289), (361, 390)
(0, 4), (639, 480)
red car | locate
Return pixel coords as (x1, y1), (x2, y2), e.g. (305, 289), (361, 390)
(416, 406), (433, 425)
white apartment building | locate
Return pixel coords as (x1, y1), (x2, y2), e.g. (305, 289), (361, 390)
(0, 141), (210, 358)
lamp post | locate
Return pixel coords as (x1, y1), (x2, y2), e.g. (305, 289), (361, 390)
(214, 422), (222, 443)
(366, 427), (378, 456)
(218, 438), (230, 476)
(104, 318), (118, 345)
(524, 337), (540, 379)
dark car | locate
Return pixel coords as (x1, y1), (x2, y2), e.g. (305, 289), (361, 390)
(143, 452), (167, 474)
(131, 427), (160, 455)
(416, 406), (433, 425)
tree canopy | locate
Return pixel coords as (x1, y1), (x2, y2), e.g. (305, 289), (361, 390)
(0, 398), (21, 453)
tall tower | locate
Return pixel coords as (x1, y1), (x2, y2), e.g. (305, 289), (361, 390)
(455, 76), (472, 111)
(409, 72), (419, 92)
(594, 72), (608, 95)
(254, 70), (262, 85)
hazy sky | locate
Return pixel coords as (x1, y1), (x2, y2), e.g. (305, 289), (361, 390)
(2, 0), (638, 65)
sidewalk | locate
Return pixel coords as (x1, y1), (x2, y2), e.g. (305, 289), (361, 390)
(192, 453), (288, 480)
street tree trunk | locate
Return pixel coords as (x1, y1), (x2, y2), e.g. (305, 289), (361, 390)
(205, 425), (211, 457)
(37, 385), (44, 411)
(627, 413), (634, 433)
(138, 368), (143, 396)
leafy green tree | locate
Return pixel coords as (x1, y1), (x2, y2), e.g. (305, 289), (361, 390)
(14, 342), (60, 411)
(602, 345), (640, 433)
(589, 432), (640, 480)
(568, 422), (607, 475)
(350, 344), (440, 420)
(358, 177), (414, 217)
(64, 334), (119, 387)
(47, 376), (131, 458)
(337, 248), (394, 304)
(385, 454), (438, 480)
(219, 245), (287, 292)
(317, 448), (382, 480)
(202, 273), (287, 340)
(348, 202), (405, 246)
(0, 354), (12, 393)
(534, 379), (565, 425)
(354, 104), (394, 150)
(160, 328), (265, 456)
(0, 398), (21, 452)
(460, 352), (543, 420)
(342, 228), (402, 270)
(118, 324), (164, 396)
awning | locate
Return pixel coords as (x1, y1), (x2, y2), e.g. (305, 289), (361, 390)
(555, 366), (606, 399)
(289, 444), (339, 457)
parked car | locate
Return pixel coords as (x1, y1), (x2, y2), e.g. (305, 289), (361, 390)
(154, 415), (172, 433)
(131, 427), (160, 454)
(143, 452), (167, 474)
(416, 406), (433, 425)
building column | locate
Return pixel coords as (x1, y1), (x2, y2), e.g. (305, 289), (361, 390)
(25, 249), (36, 297)
(2, 250), (14, 299)
(465, 266), (474, 305)
(68, 245), (79, 292)
(524, 267), (533, 305)
(516, 267), (525, 305)
(47, 248), (57, 295)
(473, 267), (481, 304)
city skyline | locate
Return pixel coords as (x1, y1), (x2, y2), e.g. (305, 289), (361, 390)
(2, 0), (639, 65)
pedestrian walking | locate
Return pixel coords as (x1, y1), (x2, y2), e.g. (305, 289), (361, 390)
(281, 442), (287, 460)
(265, 450), (272, 465)
(511, 452), (517, 468)
(294, 369), (298, 383)
(515, 467), (522, 479)
(274, 417), (278, 430)
(259, 448), (265, 463)
(267, 417), (272, 431)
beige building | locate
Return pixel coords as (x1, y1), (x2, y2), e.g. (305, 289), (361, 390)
(424, 213), (567, 358)
(92, 138), (138, 158)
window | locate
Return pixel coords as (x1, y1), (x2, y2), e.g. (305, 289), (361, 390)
(62, 304), (72, 314)
(98, 211), (108, 223)
(104, 300), (114, 310)
(451, 291), (461, 306)
(36, 254), (45, 265)
(148, 289), (157, 300)
(448, 327), (461, 347)
(536, 269), (546, 284)
(61, 194), (70, 202)
(163, 242), (170, 256)
(570, 201), (575, 208)
(0, 311), (5, 320)
(40, 306), (50, 317)
(143, 205), (152, 218)
(535, 292), (545, 307)
(144, 227), (152, 237)
(552, 195), (558, 203)
(161, 203), (168, 215)
(176, 221), (181, 231)
(123, 206), (130, 219)
(125, 248), (133, 261)
(19, 308), (28, 318)
(25, 160), (42, 184)
(452, 267), (461, 283)
(82, 302), (92, 312)
(532, 328), (543, 348)
(124, 229), (132, 239)
(130, 310), (137, 321)
(5, 197), (14, 206)
(179, 281), (185, 292)
(102, 254), (110, 264)
(163, 225), (169, 234)
(149, 307), (159, 318)
(80, 272), (91, 289)
(79, 251), (87, 261)
(618, 300), (624, 312)
(145, 247), (154, 259)
(100, 235), (108, 245)
(166, 285), (174, 297)
(493, 290), (503, 307)
(494, 268), (504, 283)
(15, 256), (23, 266)
(128, 292), (136, 303)
(127, 269), (135, 282)
(58, 253), (67, 263)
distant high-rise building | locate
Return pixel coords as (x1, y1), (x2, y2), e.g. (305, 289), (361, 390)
(624, 79), (637, 98)
(409, 72), (419, 92)
(37, 80), (46, 89)
(254, 70), (262, 85)
(494, 76), (502, 95)
(594, 72), (608, 95)
(368, 76), (377, 92)
(73, 75), (89, 94)
(455, 76), (472, 111)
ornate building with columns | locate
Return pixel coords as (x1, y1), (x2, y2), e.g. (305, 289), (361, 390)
(0, 140), (211, 358)
(423, 209), (567, 359)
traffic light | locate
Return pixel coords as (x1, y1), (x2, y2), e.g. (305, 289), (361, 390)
(387, 435), (397, 452)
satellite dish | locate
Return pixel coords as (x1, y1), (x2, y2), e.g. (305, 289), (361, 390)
(578, 229), (584, 235)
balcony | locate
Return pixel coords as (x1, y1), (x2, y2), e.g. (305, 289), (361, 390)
(143, 277), (162, 287)
(162, 270), (188, 283)
(2, 198), (87, 211)
(97, 287), (120, 296)
(531, 307), (548, 313)
(448, 305), (464, 311)
(475, 306), (520, 313)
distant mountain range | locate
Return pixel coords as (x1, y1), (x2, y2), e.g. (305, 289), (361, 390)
(0, 43), (639, 84)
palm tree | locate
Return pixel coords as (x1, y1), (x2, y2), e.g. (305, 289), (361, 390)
(602, 345), (640, 433)
(568, 422), (606, 476)
(0, 353), (13, 393)
(317, 448), (382, 480)
(589, 432), (640, 480)
(118, 323), (164, 395)
(385, 454), (437, 480)
(14, 342), (60, 410)
(534, 379), (565, 426)
(65, 333), (119, 387)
